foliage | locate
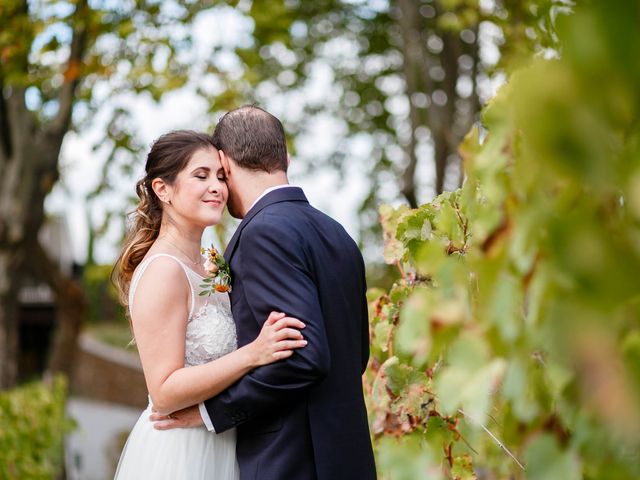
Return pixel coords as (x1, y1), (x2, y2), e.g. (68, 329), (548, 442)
(365, 1), (640, 478)
(83, 263), (125, 323)
(0, 0), (222, 386)
(0, 375), (75, 479)
(215, 0), (568, 244)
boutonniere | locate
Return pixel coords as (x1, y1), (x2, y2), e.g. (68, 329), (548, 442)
(199, 245), (232, 295)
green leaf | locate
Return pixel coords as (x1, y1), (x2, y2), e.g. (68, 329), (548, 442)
(502, 358), (539, 422)
(396, 287), (432, 364)
(380, 356), (407, 397)
(376, 434), (444, 480)
(523, 435), (581, 480)
(373, 320), (392, 353)
(487, 273), (522, 342)
(380, 203), (411, 265)
(434, 335), (506, 423)
(451, 453), (477, 480)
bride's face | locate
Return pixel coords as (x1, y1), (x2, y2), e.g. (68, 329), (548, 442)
(168, 147), (228, 227)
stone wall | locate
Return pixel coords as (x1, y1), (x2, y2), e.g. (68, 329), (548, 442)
(70, 334), (148, 409)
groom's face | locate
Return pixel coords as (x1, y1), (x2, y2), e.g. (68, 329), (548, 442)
(226, 184), (242, 219)
(219, 151), (243, 219)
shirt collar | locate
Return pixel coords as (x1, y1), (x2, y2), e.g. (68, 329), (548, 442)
(247, 184), (295, 212)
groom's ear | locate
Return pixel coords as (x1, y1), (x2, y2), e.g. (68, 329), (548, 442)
(219, 150), (232, 176)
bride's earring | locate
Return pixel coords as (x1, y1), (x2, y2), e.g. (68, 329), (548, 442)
(151, 178), (172, 206)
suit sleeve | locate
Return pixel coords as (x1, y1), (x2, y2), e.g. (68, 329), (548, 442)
(204, 217), (330, 432)
(360, 261), (370, 374)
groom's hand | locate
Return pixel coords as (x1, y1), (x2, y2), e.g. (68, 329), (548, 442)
(150, 405), (204, 430)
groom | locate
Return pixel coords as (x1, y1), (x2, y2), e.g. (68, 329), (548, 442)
(154, 105), (376, 479)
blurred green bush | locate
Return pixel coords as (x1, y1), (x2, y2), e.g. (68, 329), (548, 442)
(0, 376), (76, 479)
(83, 263), (125, 324)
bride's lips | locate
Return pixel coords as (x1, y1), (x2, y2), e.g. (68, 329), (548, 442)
(204, 199), (222, 207)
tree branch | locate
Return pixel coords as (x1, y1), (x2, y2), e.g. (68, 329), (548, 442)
(1, 0), (32, 162)
(46, 0), (89, 138)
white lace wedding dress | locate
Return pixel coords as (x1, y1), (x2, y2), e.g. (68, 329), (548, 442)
(114, 254), (240, 480)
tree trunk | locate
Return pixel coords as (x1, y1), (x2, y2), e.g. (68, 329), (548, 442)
(0, 104), (86, 387)
(0, 86), (41, 388)
(397, 0), (432, 207)
(28, 241), (87, 377)
(0, 0), (88, 388)
(0, 256), (21, 388)
(0, 110), (86, 388)
(434, 30), (462, 195)
(397, 1), (479, 199)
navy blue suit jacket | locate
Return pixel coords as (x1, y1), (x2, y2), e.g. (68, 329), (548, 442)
(204, 187), (376, 480)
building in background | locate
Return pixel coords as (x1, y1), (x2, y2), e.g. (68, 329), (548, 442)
(18, 215), (76, 381)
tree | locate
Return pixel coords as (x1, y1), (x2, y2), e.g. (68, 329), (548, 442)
(367, 0), (640, 477)
(0, 0), (219, 388)
(207, 0), (565, 243)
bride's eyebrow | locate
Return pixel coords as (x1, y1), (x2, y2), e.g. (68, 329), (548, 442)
(190, 166), (211, 174)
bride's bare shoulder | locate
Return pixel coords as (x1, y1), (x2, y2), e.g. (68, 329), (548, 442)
(130, 254), (190, 317)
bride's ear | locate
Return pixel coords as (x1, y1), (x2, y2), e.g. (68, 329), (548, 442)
(151, 178), (171, 205)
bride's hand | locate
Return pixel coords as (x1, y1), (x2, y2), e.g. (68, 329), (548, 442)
(249, 312), (307, 367)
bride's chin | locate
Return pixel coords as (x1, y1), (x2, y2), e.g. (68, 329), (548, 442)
(203, 213), (223, 226)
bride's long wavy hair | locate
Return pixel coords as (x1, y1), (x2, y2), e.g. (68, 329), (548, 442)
(112, 130), (217, 308)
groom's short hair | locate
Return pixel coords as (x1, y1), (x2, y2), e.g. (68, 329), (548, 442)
(212, 105), (288, 173)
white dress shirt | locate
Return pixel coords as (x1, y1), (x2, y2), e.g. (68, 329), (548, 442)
(199, 184), (296, 432)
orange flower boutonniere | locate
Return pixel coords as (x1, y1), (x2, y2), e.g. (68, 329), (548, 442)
(199, 245), (232, 295)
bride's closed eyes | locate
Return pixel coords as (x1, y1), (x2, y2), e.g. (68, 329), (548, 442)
(191, 167), (225, 182)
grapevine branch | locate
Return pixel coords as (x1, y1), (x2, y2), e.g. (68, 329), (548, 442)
(453, 200), (470, 251)
(457, 408), (526, 471)
(396, 260), (406, 278)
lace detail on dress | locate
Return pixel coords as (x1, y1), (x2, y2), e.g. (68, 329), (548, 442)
(185, 294), (237, 367)
(129, 254), (237, 367)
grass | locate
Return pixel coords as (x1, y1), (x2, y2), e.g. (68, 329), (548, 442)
(87, 322), (136, 352)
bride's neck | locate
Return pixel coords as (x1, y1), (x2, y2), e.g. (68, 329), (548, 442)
(157, 224), (202, 253)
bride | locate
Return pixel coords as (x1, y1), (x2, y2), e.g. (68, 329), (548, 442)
(111, 130), (307, 479)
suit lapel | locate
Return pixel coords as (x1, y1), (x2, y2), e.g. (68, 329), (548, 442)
(223, 187), (308, 263)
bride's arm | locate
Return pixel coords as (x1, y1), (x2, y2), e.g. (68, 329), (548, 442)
(130, 257), (306, 415)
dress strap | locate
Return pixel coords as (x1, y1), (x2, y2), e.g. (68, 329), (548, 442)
(129, 254), (196, 318)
